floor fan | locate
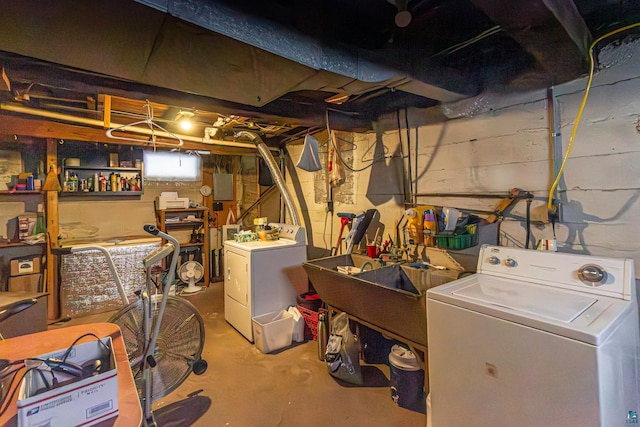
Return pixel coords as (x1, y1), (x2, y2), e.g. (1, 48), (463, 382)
(178, 260), (204, 294)
(110, 294), (207, 402)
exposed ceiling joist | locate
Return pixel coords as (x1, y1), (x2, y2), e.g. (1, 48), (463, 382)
(0, 113), (257, 155)
(471, 0), (592, 85)
(0, 0), (638, 141)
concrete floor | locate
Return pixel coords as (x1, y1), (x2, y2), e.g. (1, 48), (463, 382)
(54, 280), (427, 427)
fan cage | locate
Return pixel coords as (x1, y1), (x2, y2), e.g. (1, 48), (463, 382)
(178, 261), (205, 282)
(109, 294), (206, 401)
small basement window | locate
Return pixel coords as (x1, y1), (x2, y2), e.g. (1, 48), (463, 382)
(143, 150), (201, 181)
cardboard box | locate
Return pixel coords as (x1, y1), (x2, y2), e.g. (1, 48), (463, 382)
(8, 274), (41, 292)
(17, 337), (119, 427)
(7, 213), (37, 241)
(0, 292), (47, 338)
(10, 257), (41, 276)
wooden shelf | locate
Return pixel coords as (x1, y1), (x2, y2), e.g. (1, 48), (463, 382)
(60, 191), (143, 197)
(156, 208), (210, 288)
(181, 242), (206, 248)
(164, 220), (204, 227)
(0, 191), (44, 195)
(0, 242), (46, 249)
(60, 165), (143, 196)
(61, 166), (141, 172)
(161, 207), (208, 213)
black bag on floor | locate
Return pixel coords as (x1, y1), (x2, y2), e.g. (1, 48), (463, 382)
(325, 312), (362, 385)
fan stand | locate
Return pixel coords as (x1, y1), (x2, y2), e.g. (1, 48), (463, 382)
(182, 276), (202, 294)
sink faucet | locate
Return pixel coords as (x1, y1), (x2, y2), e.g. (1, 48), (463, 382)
(360, 261), (374, 272)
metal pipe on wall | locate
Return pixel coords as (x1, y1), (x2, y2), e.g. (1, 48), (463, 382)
(547, 87), (563, 221)
(414, 192), (511, 199)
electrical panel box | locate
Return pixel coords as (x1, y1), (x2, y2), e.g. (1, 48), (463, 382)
(213, 173), (234, 201)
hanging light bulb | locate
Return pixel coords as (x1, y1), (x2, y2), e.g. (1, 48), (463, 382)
(177, 110), (195, 131)
(387, 0), (412, 28)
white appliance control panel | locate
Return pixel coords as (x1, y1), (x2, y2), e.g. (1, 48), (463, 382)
(269, 223), (306, 244)
(476, 245), (634, 300)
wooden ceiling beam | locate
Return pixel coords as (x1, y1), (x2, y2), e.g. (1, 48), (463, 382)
(0, 113), (257, 156)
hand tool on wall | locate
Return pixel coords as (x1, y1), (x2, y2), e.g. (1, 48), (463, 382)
(486, 188), (525, 224)
(332, 212), (356, 255)
(345, 209), (376, 254)
(487, 188), (534, 245)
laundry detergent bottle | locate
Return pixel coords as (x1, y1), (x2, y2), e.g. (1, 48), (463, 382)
(422, 206), (437, 246)
(405, 207), (429, 245)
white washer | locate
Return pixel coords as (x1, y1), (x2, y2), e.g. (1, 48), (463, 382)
(427, 245), (640, 427)
(223, 223), (307, 341)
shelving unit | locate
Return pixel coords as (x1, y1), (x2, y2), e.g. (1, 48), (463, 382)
(0, 190), (46, 292)
(0, 190), (45, 246)
(156, 207), (210, 289)
(60, 165), (143, 196)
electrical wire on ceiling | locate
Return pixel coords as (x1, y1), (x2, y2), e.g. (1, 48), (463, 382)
(546, 21), (640, 214)
(212, 113), (292, 137)
(432, 25), (502, 57)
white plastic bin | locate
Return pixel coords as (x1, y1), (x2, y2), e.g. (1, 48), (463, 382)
(252, 310), (294, 353)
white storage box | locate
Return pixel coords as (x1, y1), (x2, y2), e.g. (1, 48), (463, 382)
(252, 310), (294, 353)
(17, 337), (118, 427)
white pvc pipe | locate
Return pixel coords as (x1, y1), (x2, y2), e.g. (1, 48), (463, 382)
(0, 103), (265, 150)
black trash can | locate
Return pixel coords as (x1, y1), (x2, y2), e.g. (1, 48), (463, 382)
(389, 345), (426, 413)
(296, 292), (322, 311)
(359, 324), (396, 365)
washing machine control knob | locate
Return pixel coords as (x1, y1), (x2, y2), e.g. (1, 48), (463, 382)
(488, 256), (500, 265)
(504, 258), (517, 268)
(578, 264), (606, 285)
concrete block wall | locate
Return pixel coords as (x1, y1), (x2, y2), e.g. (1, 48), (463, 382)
(288, 39), (640, 278)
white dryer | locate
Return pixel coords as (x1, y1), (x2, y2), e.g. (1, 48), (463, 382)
(427, 245), (640, 427)
(223, 224), (307, 341)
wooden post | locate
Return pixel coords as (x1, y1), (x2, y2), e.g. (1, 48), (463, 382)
(45, 139), (60, 320)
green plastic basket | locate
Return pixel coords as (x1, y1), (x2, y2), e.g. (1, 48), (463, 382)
(436, 224), (478, 250)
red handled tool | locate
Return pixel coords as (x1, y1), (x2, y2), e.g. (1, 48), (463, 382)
(332, 212), (356, 255)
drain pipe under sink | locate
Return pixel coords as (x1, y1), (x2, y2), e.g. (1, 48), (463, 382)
(236, 131), (301, 226)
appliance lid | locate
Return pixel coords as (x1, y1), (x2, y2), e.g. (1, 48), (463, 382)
(223, 238), (301, 252)
(452, 278), (596, 323)
(428, 274), (636, 346)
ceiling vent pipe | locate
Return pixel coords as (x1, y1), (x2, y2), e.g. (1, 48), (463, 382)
(133, 0), (470, 103)
(235, 131), (301, 226)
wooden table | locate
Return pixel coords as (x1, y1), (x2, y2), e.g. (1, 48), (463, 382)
(0, 323), (142, 427)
